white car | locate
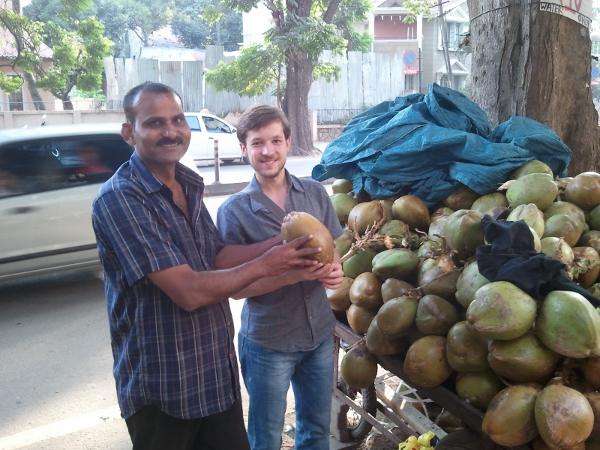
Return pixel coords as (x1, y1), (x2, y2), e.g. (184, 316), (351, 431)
(184, 112), (244, 163)
(0, 123), (201, 282)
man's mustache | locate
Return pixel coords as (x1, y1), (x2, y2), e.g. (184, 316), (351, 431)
(157, 137), (184, 146)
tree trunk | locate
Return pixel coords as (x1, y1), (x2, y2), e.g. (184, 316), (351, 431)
(23, 72), (46, 111)
(467, 1), (600, 175)
(284, 51), (316, 156)
(62, 95), (74, 110)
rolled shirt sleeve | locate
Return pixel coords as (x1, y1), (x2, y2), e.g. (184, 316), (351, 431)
(92, 190), (188, 287)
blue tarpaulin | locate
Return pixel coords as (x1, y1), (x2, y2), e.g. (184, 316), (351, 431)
(312, 84), (571, 207)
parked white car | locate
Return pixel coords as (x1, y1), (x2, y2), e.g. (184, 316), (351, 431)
(0, 123), (201, 282)
(184, 112), (244, 163)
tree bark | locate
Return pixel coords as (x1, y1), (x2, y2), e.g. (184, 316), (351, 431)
(23, 72), (46, 110)
(61, 96), (74, 110)
(284, 51), (316, 156)
(467, 0), (600, 175)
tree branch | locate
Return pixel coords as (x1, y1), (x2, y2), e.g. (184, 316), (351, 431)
(323, 0), (341, 23)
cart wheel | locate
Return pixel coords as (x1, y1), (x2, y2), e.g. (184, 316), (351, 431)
(334, 380), (378, 443)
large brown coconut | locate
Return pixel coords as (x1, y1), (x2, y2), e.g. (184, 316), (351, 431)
(580, 230), (600, 253)
(349, 272), (382, 311)
(418, 255), (461, 299)
(455, 371), (503, 410)
(281, 211), (334, 264)
(455, 260), (490, 309)
(545, 201), (587, 224)
(467, 281), (537, 341)
(573, 246), (600, 288)
(507, 173), (558, 211)
(381, 279), (415, 303)
(326, 277), (354, 311)
(508, 203), (546, 238)
(375, 296), (418, 338)
(564, 172), (600, 210)
(340, 343), (378, 389)
(346, 304), (375, 335)
(536, 290), (600, 358)
(366, 318), (407, 357)
(444, 210), (484, 260)
(446, 321), (489, 372)
(487, 333), (560, 383)
(540, 237), (575, 267)
(444, 186), (479, 210)
(415, 294), (459, 336)
(482, 385), (540, 447)
(535, 384), (594, 448)
(583, 357), (600, 390)
(403, 335), (452, 388)
(348, 200), (390, 235)
(392, 195), (430, 231)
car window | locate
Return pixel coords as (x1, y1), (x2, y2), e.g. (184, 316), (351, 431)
(0, 134), (132, 199)
(202, 116), (231, 133)
(185, 116), (202, 131)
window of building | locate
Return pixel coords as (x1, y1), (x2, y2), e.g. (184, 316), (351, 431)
(440, 22), (468, 51)
(405, 74), (418, 92)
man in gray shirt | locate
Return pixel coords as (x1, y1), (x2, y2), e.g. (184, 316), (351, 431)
(217, 105), (344, 450)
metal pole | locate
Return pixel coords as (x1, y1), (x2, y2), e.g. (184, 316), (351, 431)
(213, 139), (220, 184)
(437, 1), (453, 88)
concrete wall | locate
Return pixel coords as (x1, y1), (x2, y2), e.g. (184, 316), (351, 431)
(0, 110), (125, 129)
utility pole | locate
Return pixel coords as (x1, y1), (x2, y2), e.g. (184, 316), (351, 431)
(437, 1), (453, 88)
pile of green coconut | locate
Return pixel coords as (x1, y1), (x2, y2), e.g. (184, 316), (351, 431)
(327, 162), (600, 448)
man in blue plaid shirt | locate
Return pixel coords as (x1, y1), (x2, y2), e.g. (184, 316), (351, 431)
(92, 82), (322, 450)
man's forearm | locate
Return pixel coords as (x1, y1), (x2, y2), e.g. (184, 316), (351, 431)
(215, 236), (282, 269)
(232, 272), (297, 299)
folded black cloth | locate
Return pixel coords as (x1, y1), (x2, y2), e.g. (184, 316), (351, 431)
(475, 216), (599, 305)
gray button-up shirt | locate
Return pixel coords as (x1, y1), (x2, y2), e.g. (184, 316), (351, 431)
(217, 172), (343, 352)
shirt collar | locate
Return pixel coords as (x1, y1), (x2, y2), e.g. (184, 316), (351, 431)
(247, 169), (305, 213)
(130, 152), (205, 194)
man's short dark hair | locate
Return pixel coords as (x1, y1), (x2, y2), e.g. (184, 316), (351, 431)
(123, 82), (183, 123)
(236, 105), (291, 144)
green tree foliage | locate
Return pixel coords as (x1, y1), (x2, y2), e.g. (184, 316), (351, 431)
(0, 1), (112, 109)
(205, 0), (371, 154)
(171, 0), (242, 51)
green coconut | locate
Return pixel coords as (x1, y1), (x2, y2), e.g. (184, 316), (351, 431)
(482, 385), (540, 447)
(507, 203), (545, 238)
(455, 260), (490, 309)
(332, 178), (353, 194)
(444, 210), (484, 260)
(471, 192), (508, 218)
(545, 201), (587, 224)
(536, 290), (600, 358)
(331, 193), (358, 225)
(340, 343), (378, 389)
(512, 160), (554, 179)
(446, 321), (489, 372)
(543, 214), (584, 247)
(488, 333), (560, 383)
(417, 255), (461, 299)
(589, 205), (600, 231)
(467, 281), (537, 341)
(415, 294), (459, 336)
(431, 207), (455, 222)
(540, 237), (575, 267)
(343, 249), (376, 279)
(366, 318), (407, 356)
(535, 384), (594, 448)
(403, 335), (452, 388)
(371, 248), (419, 280)
(375, 296), (418, 338)
(455, 371), (503, 410)
(506, 173), (558, 211)
(379, 220), (410, 240)
(335, 229), (354, 257)
(392, 195), (430, 231)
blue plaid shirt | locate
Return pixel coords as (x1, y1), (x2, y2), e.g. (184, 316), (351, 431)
(92, 152), (239, 420)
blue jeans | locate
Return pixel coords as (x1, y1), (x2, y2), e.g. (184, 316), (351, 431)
(238, 335), (334, 450)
